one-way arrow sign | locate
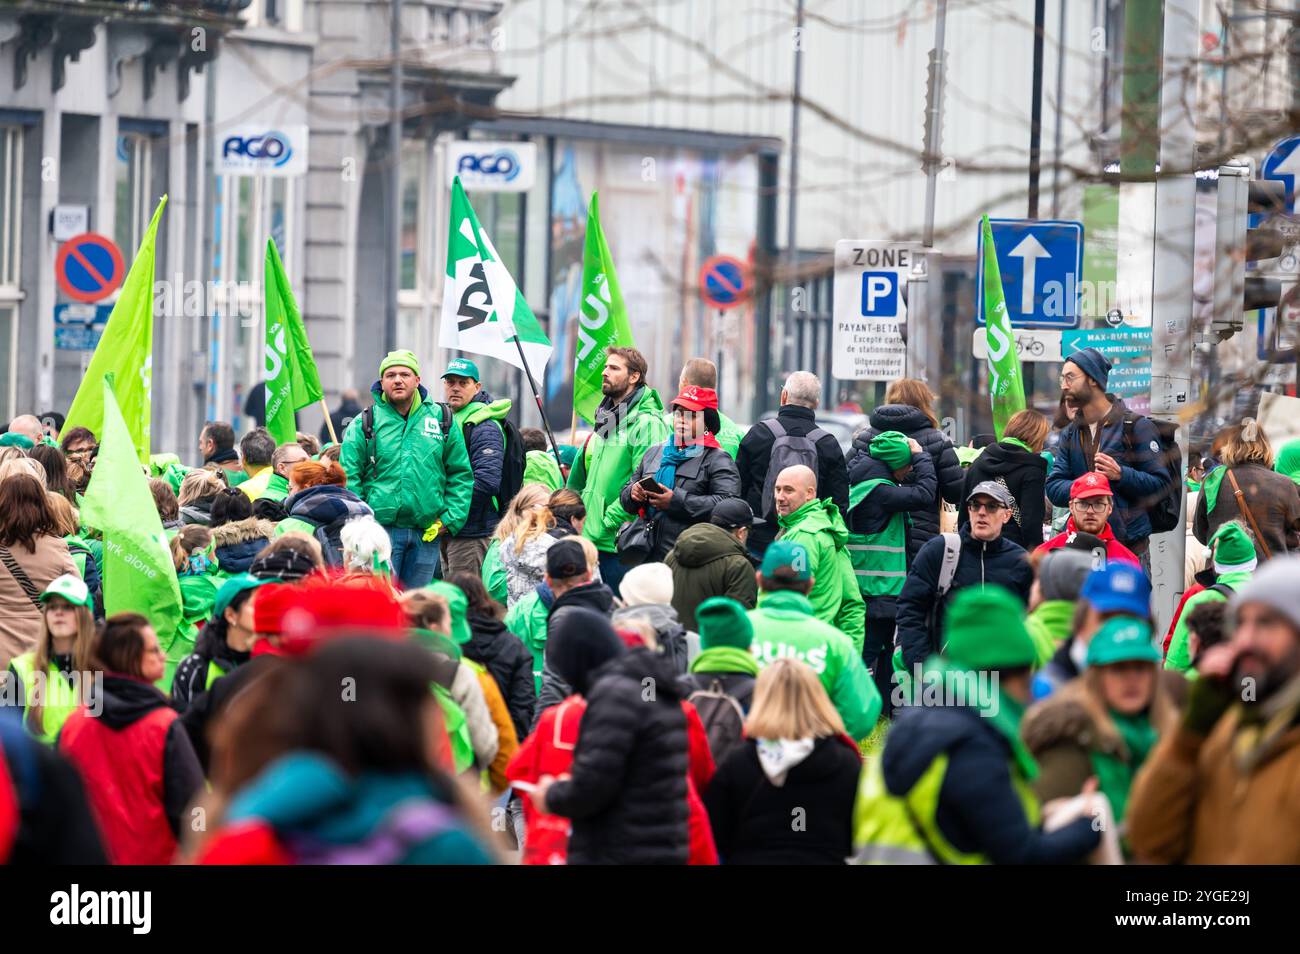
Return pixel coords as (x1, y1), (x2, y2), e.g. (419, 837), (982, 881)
(977, 218), (1083, 329)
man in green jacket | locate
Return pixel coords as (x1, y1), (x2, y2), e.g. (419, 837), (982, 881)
(773, 464), (866, 650)
(257, 442), (310, 505)
(665, 357), (744, 458)
(565, 346), (668, 595)
(341, 349), (474, 589)
(747, 541), (881, 740)
(520, 427), (563, 491)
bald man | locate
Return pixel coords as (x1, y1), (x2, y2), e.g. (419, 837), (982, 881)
(772, 464), (865, 652)
(8, 415), (44, 445)
(667, 357), (744, 458)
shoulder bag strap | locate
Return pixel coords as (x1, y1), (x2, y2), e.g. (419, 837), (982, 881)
(0, 546), (45, 610)
(1226, 469), (1272, 560)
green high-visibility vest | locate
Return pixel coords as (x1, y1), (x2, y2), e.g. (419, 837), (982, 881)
(851, 752), (1041, 865)
(846, 478), (909, 598)
(8, 652), (81, 746)
(205, 659), (230, 692)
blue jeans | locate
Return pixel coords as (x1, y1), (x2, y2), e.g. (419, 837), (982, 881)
(386, 526), (440, 589)
(598, 552), (627, 597)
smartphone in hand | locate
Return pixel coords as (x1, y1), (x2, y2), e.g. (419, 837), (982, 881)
(637, 476), (664, 494)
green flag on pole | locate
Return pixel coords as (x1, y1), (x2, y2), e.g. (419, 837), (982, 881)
(573, 192), (635, 425)
(80, 374), (182, 663)
(980, 215), (1026, 438)
(264, 239), (323, 445)
(61, 196), (167, 464)
(438, 177), (552, 375)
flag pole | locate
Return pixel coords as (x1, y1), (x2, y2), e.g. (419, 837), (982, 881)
(319, 397), (339, 445)
(511, 335), (564, 471)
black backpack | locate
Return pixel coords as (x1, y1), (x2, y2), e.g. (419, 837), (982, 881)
(465, 415), (527, 509)
(361, 401), (454, 469)
(1121, 415), (1182, 535)
(686, 675), (753, 766)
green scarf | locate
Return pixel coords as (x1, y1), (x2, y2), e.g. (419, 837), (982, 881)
(926, 658), (1038, 780)
(1201, 464), (1227, 513)
(1002, 437), (1035, 454)
(1087, 711), (1158, 823)
(689, 645), (760, 677)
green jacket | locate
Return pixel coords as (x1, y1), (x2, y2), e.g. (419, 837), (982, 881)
(522, 449), (564, 492)
(259, 473), (291, 504)
(777, 498), (866, 651)
(1025, 599), (1074, 667)
(663, 409), (744, 459)
(748, 591), (881, 739)
(567, 386), (670, 552)
(1166, 569), (1253, 672)
(340, 383), (474, 534)
(482, 538), (508, 605)
(504, 589), (550, 693)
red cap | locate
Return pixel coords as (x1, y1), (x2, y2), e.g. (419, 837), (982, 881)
(251, 575), (409, 658)
(670, 385), (719, 413)
(1070, 471), (1113, 500)
(251, 583), (299, 636)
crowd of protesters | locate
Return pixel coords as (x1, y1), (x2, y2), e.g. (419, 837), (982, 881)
(1, 342), (1299, 866)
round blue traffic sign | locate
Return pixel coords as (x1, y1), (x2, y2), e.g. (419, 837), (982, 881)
(56, 232), (125, 304)
(698, 254), (750, 310)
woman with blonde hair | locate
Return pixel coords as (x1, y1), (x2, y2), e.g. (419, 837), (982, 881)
(494, 483), (555, 607)
(958, 408), (1051, 549)
(0, 456), (48, 488)
(1194, 420), (1300, 562)
(850, 376), (966, 562)
(703, 658), (862, 864)
(178, 468), (226, 526)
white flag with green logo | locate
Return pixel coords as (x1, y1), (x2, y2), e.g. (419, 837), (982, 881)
(439, 176), (552, 374)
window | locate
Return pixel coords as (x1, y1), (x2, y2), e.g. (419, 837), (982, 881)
(115, 133), (153, 255)
(0, 125), (22, 421)
(400, 142), (423, 291)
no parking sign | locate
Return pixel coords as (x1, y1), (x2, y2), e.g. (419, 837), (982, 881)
(56, 233), (125, 303)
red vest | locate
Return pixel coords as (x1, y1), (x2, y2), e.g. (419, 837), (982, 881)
(60, 705), (179, 865)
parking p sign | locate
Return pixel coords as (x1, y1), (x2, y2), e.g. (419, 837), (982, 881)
(833, 240), (919, 380)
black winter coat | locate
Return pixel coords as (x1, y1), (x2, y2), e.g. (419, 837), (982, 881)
(959, 440), (1048, 550)
(704, 735), (861, 864)
(620, 442), (741, 561)
(852, 404), (965, 563)
(895, 526), (1033, 669)
(545, 648), (690, 864)
(533, 582), (616, 726)
(847, 451), (937, 618)
(883, 700), (1099, 863)
(737, 404), (850, 551)
(463, 612), (536, 741)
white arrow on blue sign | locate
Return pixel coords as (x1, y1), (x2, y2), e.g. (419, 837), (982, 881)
(976, 218), (1083, 329)
(1255, 136), (1300, 226)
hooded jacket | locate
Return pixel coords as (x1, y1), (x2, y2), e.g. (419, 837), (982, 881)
(1046, 396), (1170, 544)
(179, 496), (215, 527)
(58, 675), (205, 865)
(504, 582), (556, 693)
(276, 484), (375, 567)
(847, 449), (937, 620)
(611, 602), (690, 674)
(619, 440), (741, 561)
(852, 404), (965, 562)
(894, 526), (1033, 670)
(705, 735), (861, 864)
(664, 523), (758, 630)
(1164, 567), (1253, 672)
(463, 613), (536, 741)
(454, 389), (512, 538)
(958, 439), (1048, 550)
(776, 498), (866, 648)
(211, 517), (277, 575)
(544, 648), (691, 864)
(522, 449), (564, 492)
(533, 582), (618, 717)
(1036, 517), (1140, 567)
(567, 385), (670, 553)
(340, 381), (474, 534)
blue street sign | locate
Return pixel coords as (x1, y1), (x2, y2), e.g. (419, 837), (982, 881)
(1260, 135), (1300, 218)
(977, 219), (1083, 328)
(54, 303), (111, 351)
(859, 271), (900, 317)
(1061, 328), (1151, 402)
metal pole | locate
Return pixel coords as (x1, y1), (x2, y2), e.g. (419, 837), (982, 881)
(782, 0), (805, 377)
(1050, 0), (1068, 218)
(512, 335), (565, 471)
(386, 0), (402, 354)
(1028, 0), (1046, 218)
(922, 0), (948, 248)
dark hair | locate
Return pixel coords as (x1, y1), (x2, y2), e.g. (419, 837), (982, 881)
(29, 444), (78, 503)
(0, 474), (61, 550)
(210, 486), (253, 527)
(195, 587), (258, 661)
(759, 573), (814, 596)
(202, 421), (236, 453)
(149, 477), (179, 522)
(1186, 600), (1229, 663)
(520, 427), (547, 453)
(239, 427), (275, 467)
(606, 346), (648, 389)
(448, 571), (502, 620)
(38, 411), (65, 435)
(94, 613), (153, 677)
(59, 426), (97, 453)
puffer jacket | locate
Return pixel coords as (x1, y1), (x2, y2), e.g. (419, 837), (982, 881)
(179, 497), (215, 527)
(499, 531), (556, 608)
(463, 612), (536, 741)
(544, 647), (690, 864)
(959, 439), (1048, 550)
(847, 449), (937, 620)
(533, 582), (617, 718)
(211, 517), (277, 576)
(664, 523), (758, 631)
(619, 441), (741, 561)
(340, 381), (474, 533)
(611, 602), (690, 674)
(277, 484), (374, 566)
(852, 404), (965, 563)
(894, 525), (1033, 669)
(454, 389), (512, 539)
(775, 498), (866, 650)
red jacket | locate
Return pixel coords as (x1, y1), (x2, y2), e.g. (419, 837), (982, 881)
(508, 697), (718, 865)
(59, 675), (204, 865)
(1035, 517), (1141, 567)
(1164, 582), (1206, 659)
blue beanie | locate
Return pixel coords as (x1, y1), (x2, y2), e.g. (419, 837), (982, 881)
(1065, 347), (1112, 390)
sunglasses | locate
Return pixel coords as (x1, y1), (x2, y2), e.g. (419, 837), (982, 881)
(967, 501), (1004, 514)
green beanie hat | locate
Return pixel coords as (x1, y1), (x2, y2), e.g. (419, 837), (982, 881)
(869, 430), (912, 471)
(1086, 617), (1160, 667)
(379, 349), (421, 377)
(425, 580), (470, 645)
(943, 586), (1036, 670)
(0, 432), (34, 449)
(695, 596), (754, 651)
(1210, 521), (1255, 568)
(1276, 438), (1300, 486)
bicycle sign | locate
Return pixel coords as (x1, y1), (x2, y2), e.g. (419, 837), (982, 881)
(972, 327), (1062, 363)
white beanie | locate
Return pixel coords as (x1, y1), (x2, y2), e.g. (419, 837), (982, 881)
(619, 562), (674, 607)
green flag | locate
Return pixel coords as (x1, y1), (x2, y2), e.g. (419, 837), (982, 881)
(439, 177), (552, 375)
(61, 196), (167, 464)
(980, 215), (1026, 439)
(80, 375), (182, 652)
(264, 239), (323, 444)
(573, 192), (635, 425)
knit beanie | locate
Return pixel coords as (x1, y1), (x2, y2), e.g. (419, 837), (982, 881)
(1210, 521), (1256, 571)
(1038, 548), (1094, 602)
(869, 430), (912, 471)
(1228, 555), (1300, 634)
(943, 586), (1036, 670)
(425, 580), (471, 645)
(379, 349), (420, 377)
(1064, 347), (1112, 390)
(1275, 438), (1300, 486)
(695, 596), (754, 651)
(548, 607), (627, 696)
(619, 562), (674, 607)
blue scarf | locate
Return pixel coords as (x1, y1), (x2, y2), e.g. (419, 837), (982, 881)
(649, 439), (703, 516)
